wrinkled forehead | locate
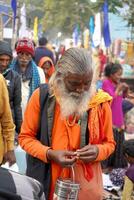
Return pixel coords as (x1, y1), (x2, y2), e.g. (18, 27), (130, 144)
(63, 70), (93, 82)
(56, 59), (93, 75)
(56, 48), (93, 75)
(0, 54), (11, 59)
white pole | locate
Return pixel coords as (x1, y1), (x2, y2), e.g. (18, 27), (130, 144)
(0, 13), (3, 40)
(12, 1), (20, 49)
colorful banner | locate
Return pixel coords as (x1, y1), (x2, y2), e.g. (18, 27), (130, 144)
(19, 3), (27, 38)
(33, 17), (38, 43)
(89, 16), (95, 47)
(102, 0), (111, 47)
(92, 13), (101, 47)
(11, 0), (17, 27)
(72, 24), (79, 46)
(83, 28), (89, 49)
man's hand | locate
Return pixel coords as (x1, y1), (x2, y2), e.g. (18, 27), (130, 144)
(3, 150), (16, 166)
(47, 149), (77, 168)
(75, 144), (99, 163)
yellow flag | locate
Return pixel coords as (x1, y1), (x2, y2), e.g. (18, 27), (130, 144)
(83, 28), (89, 49)
(33, 17), (38, 43)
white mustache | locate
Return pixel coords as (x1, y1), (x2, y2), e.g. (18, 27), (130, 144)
(69, 92), (81, 98)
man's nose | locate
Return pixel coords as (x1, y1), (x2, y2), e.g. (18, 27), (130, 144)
(21, 54), (28, 59)
(76, 87), (84, 94)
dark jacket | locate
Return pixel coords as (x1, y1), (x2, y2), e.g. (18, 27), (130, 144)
(34, 47), (54, 65)
(0, 167), (46, 200)
(26, 84), (88, 199)
(3, 69), (22, 133)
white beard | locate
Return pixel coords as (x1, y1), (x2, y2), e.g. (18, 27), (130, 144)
(55, 81), (91, 118)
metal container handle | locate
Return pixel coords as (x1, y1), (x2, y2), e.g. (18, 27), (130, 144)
(61, 165), (76, 183)
(71, 166), (75, 183)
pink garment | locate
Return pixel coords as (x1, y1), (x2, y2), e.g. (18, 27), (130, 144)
(102, 79), (124, 128)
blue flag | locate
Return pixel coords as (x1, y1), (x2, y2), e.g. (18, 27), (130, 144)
(102, 0), (111, 47)
(11, 0), (17, 27)
(72, 24), (79, 46)
(89, 16), (95, 47)
(89, 16), (94, 36)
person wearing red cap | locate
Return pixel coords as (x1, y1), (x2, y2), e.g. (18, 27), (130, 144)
(11, 38), (45, 118)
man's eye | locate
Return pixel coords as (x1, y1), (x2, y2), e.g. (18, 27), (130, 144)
(69, 81), (80, 85)
(70, 83), (80, 87)
(84, 81), (91, 85)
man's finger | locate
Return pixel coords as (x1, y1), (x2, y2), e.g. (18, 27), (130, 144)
(77, 150), (94, 157)
(76, 145), (90, 152)
(64, 157), (76, 165)
(79, 156), (95, 162)
(64, 151), (76, 156)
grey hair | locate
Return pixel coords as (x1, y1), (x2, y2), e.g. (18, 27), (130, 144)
(56, 47), (92, 74)
(49, 48), (93, 92)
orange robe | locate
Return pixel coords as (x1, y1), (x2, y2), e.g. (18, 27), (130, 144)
(19, 89), (115, 200)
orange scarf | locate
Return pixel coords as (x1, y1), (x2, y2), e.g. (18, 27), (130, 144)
(38, 56), (55, 83)
(89, 89), (112, 144)
(83, 89), (112, 181)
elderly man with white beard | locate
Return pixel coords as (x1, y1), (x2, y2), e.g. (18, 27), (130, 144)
(19, 48), (115, 200)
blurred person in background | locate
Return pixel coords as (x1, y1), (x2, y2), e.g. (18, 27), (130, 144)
(38, 56), (55, 83)
(0, 166), (46, 200)
(11, 38), (45, 117)
(34, 37), (54, 65)
(122, 139), (134, 200)
(0, 41), (22, 138)
(98, 49), (107, 77)
(10, 38), (45, 174)
(0, 74), (15, 166)
(57, 44), (65, 60)
(102, 62), (128, 170)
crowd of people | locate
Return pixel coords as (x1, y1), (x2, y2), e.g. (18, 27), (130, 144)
(0, 36), (134, 200)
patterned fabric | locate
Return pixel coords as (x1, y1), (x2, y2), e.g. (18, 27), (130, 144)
(10, 59), (40, 98)
(110, 168), (126, 186)
(30, 61), (41, 98)
(16, 38), (35, 56)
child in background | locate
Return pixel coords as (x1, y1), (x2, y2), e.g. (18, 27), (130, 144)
(122, 139), (134, 200)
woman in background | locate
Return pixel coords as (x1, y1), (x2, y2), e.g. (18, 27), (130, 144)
(38, 56), (55, 83)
